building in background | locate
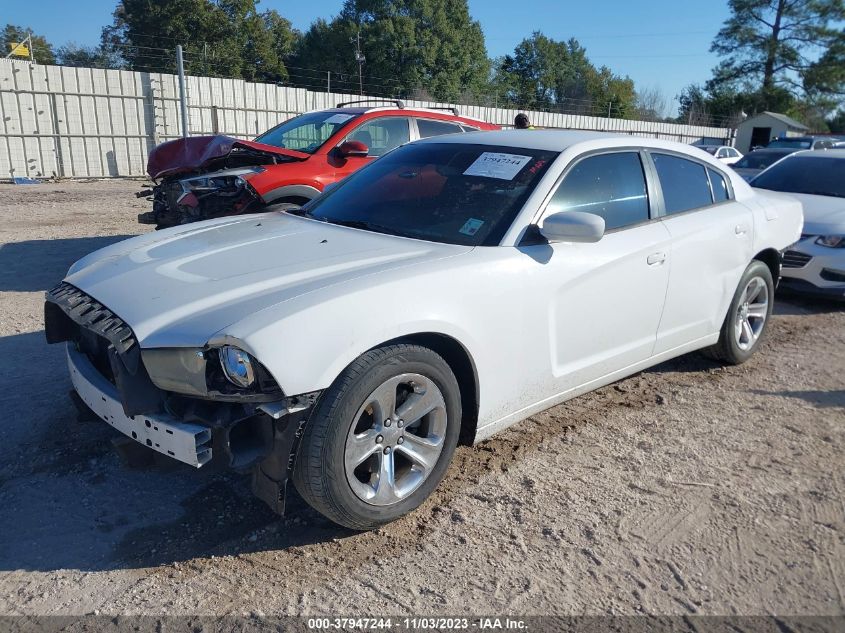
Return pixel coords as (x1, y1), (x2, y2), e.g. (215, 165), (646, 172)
(736, 112), (809, 153)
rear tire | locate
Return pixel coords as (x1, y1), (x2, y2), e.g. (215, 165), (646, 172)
(293, 344), (461, 530)
(702, 260), (774, 365)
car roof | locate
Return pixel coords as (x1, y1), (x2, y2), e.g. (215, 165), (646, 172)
(415, 129), (711, 153)
(749, 147), (796, 154)
(312, 106), (491, 125)
(786, 149), (845, 158)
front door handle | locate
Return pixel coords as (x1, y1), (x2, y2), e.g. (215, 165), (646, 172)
(735, 224), (749, 236)
(647, 252), (666, 266)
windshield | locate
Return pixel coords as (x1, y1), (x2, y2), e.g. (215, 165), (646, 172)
(297, 143), (558, 246)
(735, 152), (787, 170)
(752, 156), (845, 197)
(767, 139), (812, 149)
(254, 111), (359, 154)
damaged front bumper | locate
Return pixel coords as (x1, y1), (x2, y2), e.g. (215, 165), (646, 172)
(68, 344), (213, 467)
(46, 283), (319, 515)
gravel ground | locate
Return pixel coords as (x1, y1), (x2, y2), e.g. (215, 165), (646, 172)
(0, 180), (843, 618)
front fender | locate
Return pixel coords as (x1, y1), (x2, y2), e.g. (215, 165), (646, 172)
(261, 183), (322, 203)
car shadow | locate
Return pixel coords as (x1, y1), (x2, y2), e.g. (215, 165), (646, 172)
(0, 236), (134, 292)
(749, 389), (845, 409)
(0, 330), (348, 574)
(774, 293), (844, 316)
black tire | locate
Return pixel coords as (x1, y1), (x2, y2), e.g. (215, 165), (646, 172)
(292, 344), (461, 530)
(702, 260), (774, 365)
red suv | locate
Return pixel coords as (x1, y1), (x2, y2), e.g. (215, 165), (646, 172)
(139, 100), (498, 228)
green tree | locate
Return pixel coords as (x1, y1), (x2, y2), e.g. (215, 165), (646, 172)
(710, 0), (845, 107)
(2, 24), (56, 64)
(104, 0), (296, 80)
(493, 32), (635, 117)
(827, 108), (845, 132)
(293, 0), (490, 101)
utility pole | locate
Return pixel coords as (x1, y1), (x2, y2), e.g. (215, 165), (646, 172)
(176, 45), (189, 138)
(327, 70), (331, 94)
(352, 30), (365, 96)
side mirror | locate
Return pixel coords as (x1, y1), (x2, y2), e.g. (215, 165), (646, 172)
(337, 140), (369, 158)
(539, 211), (605, 243)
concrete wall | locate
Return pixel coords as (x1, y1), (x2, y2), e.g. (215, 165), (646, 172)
(1, 58), (734, 180)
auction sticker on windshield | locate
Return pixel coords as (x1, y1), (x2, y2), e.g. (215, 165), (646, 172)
(459, 218), (485, 236)
(464, 152), (532, 180)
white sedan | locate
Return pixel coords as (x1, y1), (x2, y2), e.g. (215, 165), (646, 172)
(751, 150), (845, 298)
(694, 144), (744, 165)
(45, 131), (802, 529)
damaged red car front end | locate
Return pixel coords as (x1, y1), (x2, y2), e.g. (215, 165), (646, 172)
(138, 136), (307, 229)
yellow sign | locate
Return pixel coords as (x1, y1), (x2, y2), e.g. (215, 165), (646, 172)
(9, 42), (30, 57)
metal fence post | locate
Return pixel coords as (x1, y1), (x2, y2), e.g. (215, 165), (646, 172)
(176, 45), (189, 137)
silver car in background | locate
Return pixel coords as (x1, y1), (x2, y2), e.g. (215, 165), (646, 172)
(751, 150), (845, 299)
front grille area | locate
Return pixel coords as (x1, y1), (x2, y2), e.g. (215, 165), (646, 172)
(45, 282), (140, 380)
(45, 283), (164, 415)
(782, 250), (813, 269)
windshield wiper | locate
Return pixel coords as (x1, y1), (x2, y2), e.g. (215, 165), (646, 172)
(326, 218), (406, 237)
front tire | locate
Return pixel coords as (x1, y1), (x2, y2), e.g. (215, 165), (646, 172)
(703, 260), (774, 365)
(293, 344), (461, 530)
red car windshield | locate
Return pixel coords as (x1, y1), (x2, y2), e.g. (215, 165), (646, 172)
(255, 111), (360, 154)
(296, 142), (558, 246)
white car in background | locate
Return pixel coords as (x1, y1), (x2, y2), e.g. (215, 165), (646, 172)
(695, 144), (744, 165)
(751, 150), (845, 299)
(45, 131), (802, 530)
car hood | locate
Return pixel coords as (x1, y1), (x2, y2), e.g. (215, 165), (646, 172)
(147, 135), (309, 180)
(65, 213), (472, 348)
(770, 192), (845, 235)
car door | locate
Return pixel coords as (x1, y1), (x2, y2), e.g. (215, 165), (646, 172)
(332, 116), (412, 181)
(529, 150), (672, 392)
(648, 152), (754, 354)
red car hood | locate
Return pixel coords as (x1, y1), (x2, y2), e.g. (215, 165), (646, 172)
(146, 136), (309, 180)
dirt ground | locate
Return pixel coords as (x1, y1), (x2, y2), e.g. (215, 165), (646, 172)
(0, 180), (843, 619)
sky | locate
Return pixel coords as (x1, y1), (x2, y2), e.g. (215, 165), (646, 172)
(4, 0), (732, 114)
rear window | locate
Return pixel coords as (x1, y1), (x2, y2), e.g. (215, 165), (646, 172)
(417, 119), (464, 138)
(653, 154), (713, 214)
(751, 156), (845, 198)
(734, 152), (787, 170)
(767, 139), (812, 149)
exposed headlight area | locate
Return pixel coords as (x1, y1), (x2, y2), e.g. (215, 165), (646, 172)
(141, 345), (282, 401)
(815, 235), (844, 248)
(177, 167), (264, 203)
(218, 346), (256, 388)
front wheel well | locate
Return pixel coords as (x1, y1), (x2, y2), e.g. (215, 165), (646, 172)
(753, 248), (781, 286)
(384, 333), (479, 446)
(272, 196), (311, 207)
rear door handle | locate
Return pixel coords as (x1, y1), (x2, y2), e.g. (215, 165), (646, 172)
(647, 252), (666, 266)
(735, 224), (749, 236)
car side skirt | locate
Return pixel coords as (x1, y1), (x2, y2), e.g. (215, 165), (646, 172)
(473, 332), (719, 443)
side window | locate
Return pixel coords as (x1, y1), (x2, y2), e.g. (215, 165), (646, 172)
(652, 153), (713, 215)
(708, 168), (730, 202)
(729, 148), (741, 158)
(547, 152), (650, 231)
(417, 118), (463, 138)
(717, 148), (728, 158)
(460, 124), (480, 132)
(347, 117), (411, 157)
